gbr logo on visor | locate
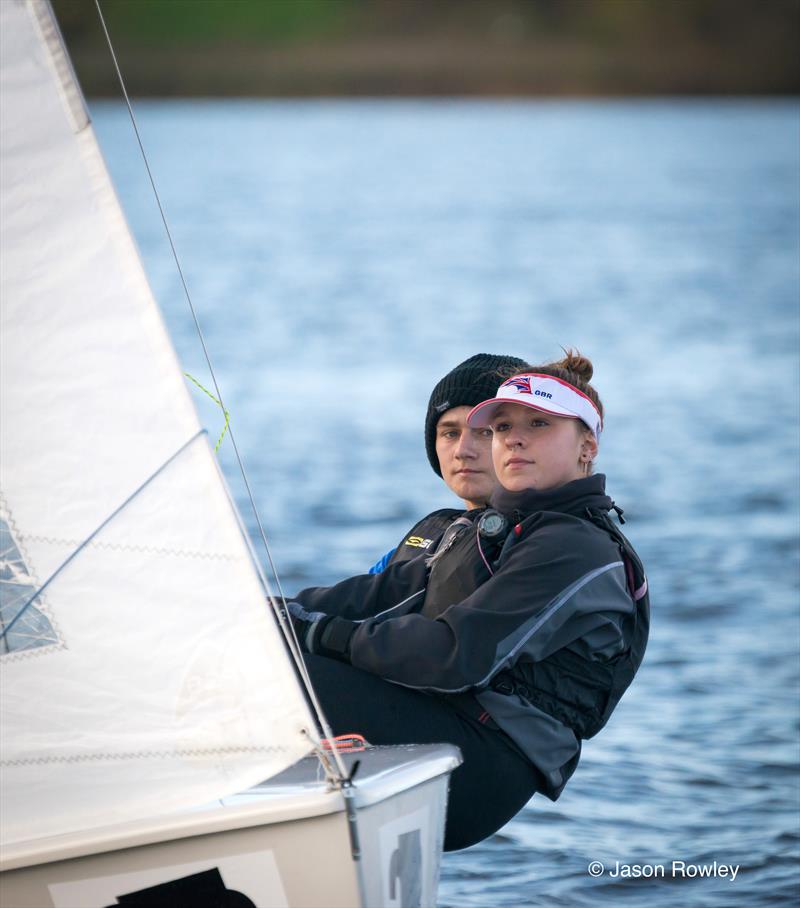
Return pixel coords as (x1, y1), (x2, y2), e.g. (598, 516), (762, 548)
(503, 376), (552, 400)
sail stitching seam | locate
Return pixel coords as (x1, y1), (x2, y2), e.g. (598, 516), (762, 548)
(2, 745), (291, 766)
(21, 535), (243, 561)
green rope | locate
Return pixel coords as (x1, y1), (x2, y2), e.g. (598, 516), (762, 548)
(184, 372), (230, 452)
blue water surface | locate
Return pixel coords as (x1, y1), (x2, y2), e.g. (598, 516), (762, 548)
(93, 99), (800, 907)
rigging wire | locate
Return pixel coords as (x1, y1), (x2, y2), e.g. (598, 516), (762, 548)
(92, 0), (349, 784)
(1, 431), (205, 645)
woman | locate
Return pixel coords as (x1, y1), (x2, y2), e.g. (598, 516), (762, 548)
(289, 351), (649, 851)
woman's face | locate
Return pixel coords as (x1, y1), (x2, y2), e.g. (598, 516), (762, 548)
(490, 402), (594, 492)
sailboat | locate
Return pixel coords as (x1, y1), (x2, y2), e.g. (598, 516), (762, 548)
(0, 1), (459, 905)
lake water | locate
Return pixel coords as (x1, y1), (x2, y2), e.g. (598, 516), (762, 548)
(93, 99), (799, 907)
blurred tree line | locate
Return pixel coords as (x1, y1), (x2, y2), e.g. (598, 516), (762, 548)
(53, 0), (800, 96)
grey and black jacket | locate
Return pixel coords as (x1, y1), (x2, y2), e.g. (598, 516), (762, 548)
(294, 474), (650, 799)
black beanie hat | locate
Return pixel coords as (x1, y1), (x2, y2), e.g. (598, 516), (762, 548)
(425, 353), (527, 477)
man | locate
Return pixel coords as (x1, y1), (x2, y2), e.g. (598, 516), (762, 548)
(369, 353), (526, 572)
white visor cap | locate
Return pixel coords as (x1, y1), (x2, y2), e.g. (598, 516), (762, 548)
(467, 373), (603, 441)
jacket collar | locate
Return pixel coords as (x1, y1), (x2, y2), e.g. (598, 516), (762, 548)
(490, 474), (613, 521)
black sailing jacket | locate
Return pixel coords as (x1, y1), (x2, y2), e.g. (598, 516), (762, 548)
(294, 474), (649, 799)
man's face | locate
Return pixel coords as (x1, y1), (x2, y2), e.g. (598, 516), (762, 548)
(435, 405), (497, 509)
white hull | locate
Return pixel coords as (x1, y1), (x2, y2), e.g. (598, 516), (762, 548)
(0, 743), (460, 907)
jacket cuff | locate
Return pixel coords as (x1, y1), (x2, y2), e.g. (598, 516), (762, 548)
(312, 615), (357, 663)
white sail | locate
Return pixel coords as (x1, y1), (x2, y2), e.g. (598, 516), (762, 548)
(0, 0), (316, 846)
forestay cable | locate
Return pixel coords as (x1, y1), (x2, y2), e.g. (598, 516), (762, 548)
(92, 0), (348, 782)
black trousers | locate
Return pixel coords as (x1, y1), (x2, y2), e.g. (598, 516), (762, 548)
(304, 654), (542, 851)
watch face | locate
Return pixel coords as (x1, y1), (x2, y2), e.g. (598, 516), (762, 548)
(480, 513), (506, 538)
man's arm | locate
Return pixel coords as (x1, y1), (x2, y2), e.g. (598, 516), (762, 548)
(293, 553), (429, 621)
(367, 548), (396, 574)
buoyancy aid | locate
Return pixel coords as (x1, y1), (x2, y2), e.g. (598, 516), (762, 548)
(420, 510), (508, 619)
(385, 508), (464, 568)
